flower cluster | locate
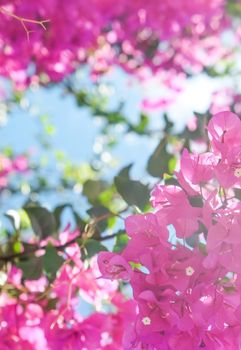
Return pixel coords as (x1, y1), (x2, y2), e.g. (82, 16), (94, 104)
(98, 111), (241, 349)
(0, 153), (29, 188)
(0, 228), (136, 349)
(0, 0), (231, 88)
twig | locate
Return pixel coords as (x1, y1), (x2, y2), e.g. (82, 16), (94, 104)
(0, 210), (126, 262)
(0, 6), (50, 41)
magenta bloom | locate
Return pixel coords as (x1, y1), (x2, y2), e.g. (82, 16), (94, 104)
(151, 184), (201, 238)
(98, 252), (132, 281)
(98, 111), (241, 349)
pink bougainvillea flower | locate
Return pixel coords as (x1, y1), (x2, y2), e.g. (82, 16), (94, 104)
(98, 251), (132, 281)
(207, 111), (241, 152)
(98, 111), (241, 349)
(151, 184), (201, 238)
(125, 212), (169, 242)
(179, 148), (217, 185)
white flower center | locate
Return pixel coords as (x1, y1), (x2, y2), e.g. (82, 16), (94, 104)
(185, 266), (195, 276)
(234, 168), (241, 178)
(142, 316), (151, 326)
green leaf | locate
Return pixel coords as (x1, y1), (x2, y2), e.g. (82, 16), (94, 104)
(130, 113), (149, 134)
(87, 205), (111, 233)
(129, 261), (142, 269)
(168, 156), (177, 174)
(13, 241), (22, 254)
(82, 239), (107, 259)
(43, 245), (64, 279)
(106, 111), (127, 124)
(178, 112), (209, 142)
(115, 165), (149, 210)
(98, 186), (115, 207)
(63, 162), (95, 184)
(227, 0), (241, 18)
(3, 147), (13, 157)
(53, 204), (72, 229)
(234, 188), (241, 200)
(113, 232), (128, 252)
(24, 206), (57, 239)
(46, 298), (58, 311)
(72, 211), (86, 230)
(83, 180), (107, 204)
(163, 114), (174, 133)
(188, 196), (203, 208)
(147, 139), (173, 178)
(44, 124), (56, 136)
(118, 164), (132, 177)
(19, 209), (31, 229)
(17, 255), (43, 280)
(75, 90), (88, 106)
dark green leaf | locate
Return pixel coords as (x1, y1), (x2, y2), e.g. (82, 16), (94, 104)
(185, 234), (198, 248)
(43, 245), (64, 279)
(73, 211), (86, 230)
(147, 139), (173, 178)
(115, 165), (149, 210)
(164, 177), (179, 186)
(53, 204), (71, 229)
(130, 113), (149, 134)
(87, 205), (111, 233)
(17, 255), (43, 280)
(118, 164), (133, 177)
(83, 180), (107, 204)
(24, 206), (57, 239)
(188, 196), (203, 208)
(113, 232), (128, 252)
(82, 239), (107, 259)
(163, 114), (174, 133)
(186, 221), (208, 247)
(178, 112), (209, 142)
(234, 188), (241, 200)
(46, 298), (58, 311)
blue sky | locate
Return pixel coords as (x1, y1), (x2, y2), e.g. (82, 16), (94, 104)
(0, 68), (224, 164)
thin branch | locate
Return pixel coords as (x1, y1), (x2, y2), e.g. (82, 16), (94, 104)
(96, 231), (122, 241)
(0, 210), (126, 262)
(0, 6), (50, 41)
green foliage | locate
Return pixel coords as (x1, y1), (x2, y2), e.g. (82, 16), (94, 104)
(24, 206), (57, 239)
(128, 113), (149, 134)
(114, 164), (150, 210)
(82, 239), (107, 259)
(87, 205), (111, 233)
(113, 232), (129, 252)
(234, 188), (241, 200)
(63, 162), (95, 184)
(17, 245), (64, 281)
(17, 254), (43, 280)
(13, 241), (22, 254)
(227, 0), (241, 17)
(43, 245), (64, 280)
(147, 138), (174, 178)
(83, 180), (108, 204)
(53, 204), (71, 229)
(178, 112), (209, 145)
